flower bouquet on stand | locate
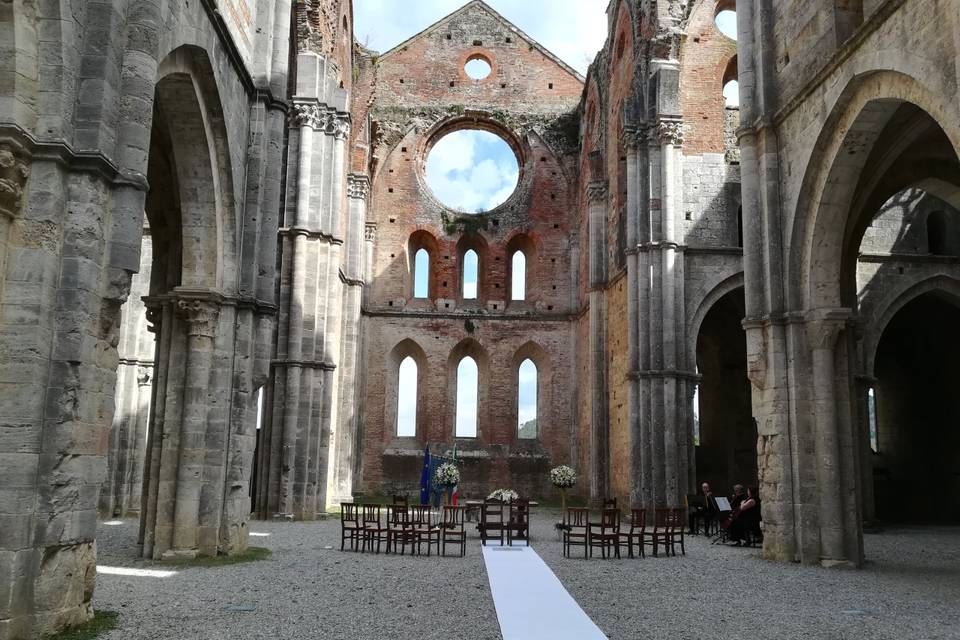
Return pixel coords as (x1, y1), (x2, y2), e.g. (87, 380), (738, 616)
(550, 465), (577, 535)
(434, 462), (460, 505)
(487, 488), (519, 503)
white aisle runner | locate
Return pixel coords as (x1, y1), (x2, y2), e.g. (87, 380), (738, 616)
(481, 545), (608, 640)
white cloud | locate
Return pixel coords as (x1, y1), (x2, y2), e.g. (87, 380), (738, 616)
(426, 130), (518, 212)
(355, 0), (609, 76)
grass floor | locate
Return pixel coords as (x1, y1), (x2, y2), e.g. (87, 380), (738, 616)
(45, 611), (119, 640)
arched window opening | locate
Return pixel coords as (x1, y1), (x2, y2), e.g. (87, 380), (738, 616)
(517, 359), (538, 439)
(722, 57), (739, 109)
(511, 251), (526, 300)
(928, 210), (948, 255)
(463, 249), (479, 299)
(413, 248), (430, 298)
(867, 387), (878, 453)
(397, 357), (418, 437)
(455, 356), (478, 438)
(714, 9), (737, 40)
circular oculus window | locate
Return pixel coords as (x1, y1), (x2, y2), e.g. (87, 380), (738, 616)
(425, 129), (519, 214)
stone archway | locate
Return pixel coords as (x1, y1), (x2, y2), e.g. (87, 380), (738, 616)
(693, 287), (755, 497)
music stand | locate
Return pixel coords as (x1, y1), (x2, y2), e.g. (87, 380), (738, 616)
(710, 497), (733, 545)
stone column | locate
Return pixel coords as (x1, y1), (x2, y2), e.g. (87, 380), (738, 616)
(623, 126), (642, 506)
(329, 172), (368, 504)
(168, 293), (221, 558)
(587, 178), (609, 502)
(806, 308), (851, 564)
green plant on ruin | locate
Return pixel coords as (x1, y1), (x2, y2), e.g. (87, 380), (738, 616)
(44, 611), (119, 640)
(441, 211), (489, 236)
(158, 546), (272, 568)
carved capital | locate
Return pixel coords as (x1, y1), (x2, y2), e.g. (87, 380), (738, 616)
(347, 174), (370, 200)
(620, 126), (639, 152)
(0, 142), (31, 220)
(805, 308), (853, 350)
(176, 297), (221, 338)
(328, 112), (351, 140)
(137, 366), (152, 386)
(586, 180), (608, 204)
(656, 120), (686, 146)
(364, 223), (377, 242)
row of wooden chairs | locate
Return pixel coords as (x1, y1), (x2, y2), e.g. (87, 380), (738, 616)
(341, 503), (467, 557)
(561, 507), (686, 559)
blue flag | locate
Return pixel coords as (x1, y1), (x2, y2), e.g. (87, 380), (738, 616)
(419, 445), (431, 505)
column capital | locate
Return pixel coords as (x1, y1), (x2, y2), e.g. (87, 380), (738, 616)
(290, 101), (351, 138)
(347, 173), (370, 200)
(173, 289), (223, 338)
(620, 125), (640, 152)
(137, 366), (153, 386)
(656, 119), (686, 146)
(364, 222), (377, 242)
(805, 307), (853, 350)
(586, 180), (608, 204)
(0, 141), (31, 220)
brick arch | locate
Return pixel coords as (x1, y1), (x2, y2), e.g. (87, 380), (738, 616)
(686, 272), (745, 372)
(384, 338), (430, 441)
(447, 338), (491, 441)
(456, 233), (490, 301)
(510, 341), (552, 441)
(407, 230), (441, 299)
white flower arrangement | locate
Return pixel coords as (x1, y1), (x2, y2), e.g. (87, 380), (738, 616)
(487, 488), (519, 502)
(434, 462), (460, 487)
(550, 465), (577, 489)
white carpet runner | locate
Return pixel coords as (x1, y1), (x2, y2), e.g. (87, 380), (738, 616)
(481, 545), (608, 640)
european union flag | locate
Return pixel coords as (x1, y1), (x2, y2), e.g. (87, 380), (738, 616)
(419, 445), (431, 505)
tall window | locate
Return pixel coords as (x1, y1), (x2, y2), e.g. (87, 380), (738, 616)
(463, 249), (478, 299)
(511, 251), (526, 301)
(413, 248), (429, 298)
(397, 357), (418, 437)
(455, 356), (478, 437)
(517, 359), (537, 439)
(867, 387), (878, 452)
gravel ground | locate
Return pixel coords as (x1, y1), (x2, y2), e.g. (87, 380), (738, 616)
(94, 513), (960, 640)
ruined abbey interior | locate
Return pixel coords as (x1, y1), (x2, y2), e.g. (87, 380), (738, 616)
(1, 0), (959, 637)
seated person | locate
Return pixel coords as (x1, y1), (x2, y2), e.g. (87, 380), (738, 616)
(719, 484), (744, 532)
(688, 482), (715, 534)
(730, 486), (761, 546)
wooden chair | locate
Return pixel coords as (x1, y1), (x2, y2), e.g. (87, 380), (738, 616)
(386, 504), (411, 555)
(562, 507), (589, 558)
(507, 500), (531, 546)
(340, 503), (362, 551)
(361, 504), (388, 554)
(408, 505), (439, 556)
(643, 508), (672, 557)
(392, 494), (408, 506)
(602, 497), (618, 510)
(441, 505), (467, 557)
(667, 507), (686, 556)
(479, 500), (505, 546)
(619, 508), (646, 558)
(588, 508), (621, 559)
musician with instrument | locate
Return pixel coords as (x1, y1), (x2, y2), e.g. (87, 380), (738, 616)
(729, 486), (761, 546)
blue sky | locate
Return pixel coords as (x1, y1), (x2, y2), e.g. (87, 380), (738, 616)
(426, 130), (519, 213)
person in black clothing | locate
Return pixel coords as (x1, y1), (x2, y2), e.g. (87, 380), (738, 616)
(689, 482), (715, 534)
(730, 486), (761, 546)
